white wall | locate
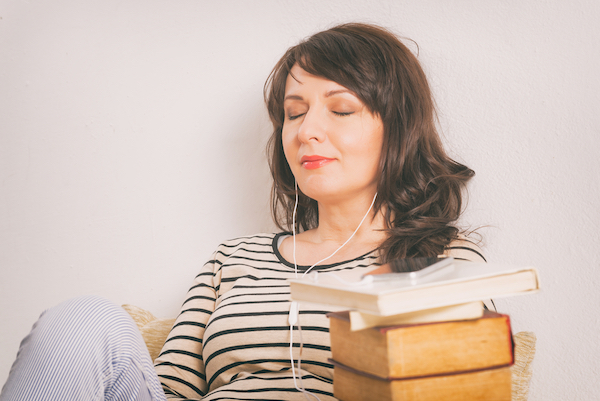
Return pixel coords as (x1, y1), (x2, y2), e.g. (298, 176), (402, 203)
(1, 1), (598, 399)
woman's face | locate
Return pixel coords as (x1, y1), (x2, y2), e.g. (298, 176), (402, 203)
(282, 65), (384, 205)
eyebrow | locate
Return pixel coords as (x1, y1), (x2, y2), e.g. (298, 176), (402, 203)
(284, 89), (354, 102)
(325, 89), (352, 98)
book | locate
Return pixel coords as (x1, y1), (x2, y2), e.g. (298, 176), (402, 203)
(289, 261), (539, 316)
(328, 310), (514, 379)
(348, 301), (484, 331)
(331, 360), (512, 401)
(364, 256), (455, 283)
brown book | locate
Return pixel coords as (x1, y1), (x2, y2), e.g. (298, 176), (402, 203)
(332, 360), (512, 401)
(328, 310), (514, 379)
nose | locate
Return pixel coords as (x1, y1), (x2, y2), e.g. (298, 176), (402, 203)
(296, 109), (326, 143)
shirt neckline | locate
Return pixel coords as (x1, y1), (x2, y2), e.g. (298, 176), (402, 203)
(271, 232), (379, 271)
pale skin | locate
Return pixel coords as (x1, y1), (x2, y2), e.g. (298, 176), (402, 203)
(278, 65), (389, 266)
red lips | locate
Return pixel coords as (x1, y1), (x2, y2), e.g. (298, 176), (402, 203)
(301, 155), (335, 170)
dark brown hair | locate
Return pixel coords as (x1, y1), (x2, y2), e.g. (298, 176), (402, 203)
(264, 23), (474, 261)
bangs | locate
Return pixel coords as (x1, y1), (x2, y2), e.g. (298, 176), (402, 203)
(288, 35), (383, 115)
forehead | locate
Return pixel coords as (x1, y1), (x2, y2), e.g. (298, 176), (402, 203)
(284, 65), (349, 96)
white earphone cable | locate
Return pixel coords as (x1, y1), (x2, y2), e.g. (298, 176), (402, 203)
(289, 318), (321, 401)
(300, 192), (377, 278)
(293, 181), (299, 279)
(289, 188), (378, 400)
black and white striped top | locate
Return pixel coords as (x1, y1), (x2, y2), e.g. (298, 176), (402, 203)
(154, 232), (485, 400)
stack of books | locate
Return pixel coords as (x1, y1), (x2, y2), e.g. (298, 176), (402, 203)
(289, 261), (539, 401)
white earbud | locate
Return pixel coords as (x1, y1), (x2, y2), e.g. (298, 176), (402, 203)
(289, 301), (299, 326)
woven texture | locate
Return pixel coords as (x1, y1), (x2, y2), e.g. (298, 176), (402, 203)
(122, 304), (176, 362)
(511, 331), (536, 401)
(123, 305), (536, 400)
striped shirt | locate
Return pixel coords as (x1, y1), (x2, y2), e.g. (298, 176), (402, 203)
(154, 232), (485, 400)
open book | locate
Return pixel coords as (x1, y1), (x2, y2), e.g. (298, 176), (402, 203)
(289, 261), (539, 316)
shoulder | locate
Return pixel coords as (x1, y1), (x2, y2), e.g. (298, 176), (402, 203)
(218, 233), (279, 248)
(210, 233), (281, 260)
(443, 234), (487, 263)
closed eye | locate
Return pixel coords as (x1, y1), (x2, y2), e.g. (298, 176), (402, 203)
(332, 111), (354, 117)
(287, 113), (305, 121)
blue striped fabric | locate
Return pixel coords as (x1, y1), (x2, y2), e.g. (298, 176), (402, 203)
(0, 296), (166, 401)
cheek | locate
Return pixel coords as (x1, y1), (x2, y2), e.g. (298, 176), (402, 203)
(342, 130), (382, 163)
(281, 128), (297, 165)
(355, 126), (384, 172)
(366, 121), (385, 161)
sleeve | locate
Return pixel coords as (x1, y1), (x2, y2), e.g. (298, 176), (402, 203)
(153, 250), (220, 400)
(443, 234), (487, 263)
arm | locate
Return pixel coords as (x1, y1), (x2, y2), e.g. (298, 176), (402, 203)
(154, 251), (219, 400)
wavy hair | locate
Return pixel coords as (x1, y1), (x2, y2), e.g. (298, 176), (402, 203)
(264, 23), (474, 261)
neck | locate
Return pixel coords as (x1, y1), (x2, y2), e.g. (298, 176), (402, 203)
(291, 191), (386, 276)
(283, 191), (389, 269)
(310, 192), (387, 247)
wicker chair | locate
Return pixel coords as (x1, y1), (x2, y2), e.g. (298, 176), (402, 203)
(122, 304), (536, 401)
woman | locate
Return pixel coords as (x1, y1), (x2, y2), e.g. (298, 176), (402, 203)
(153, 23), (484, 400)
(1, 23), (484, 401)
